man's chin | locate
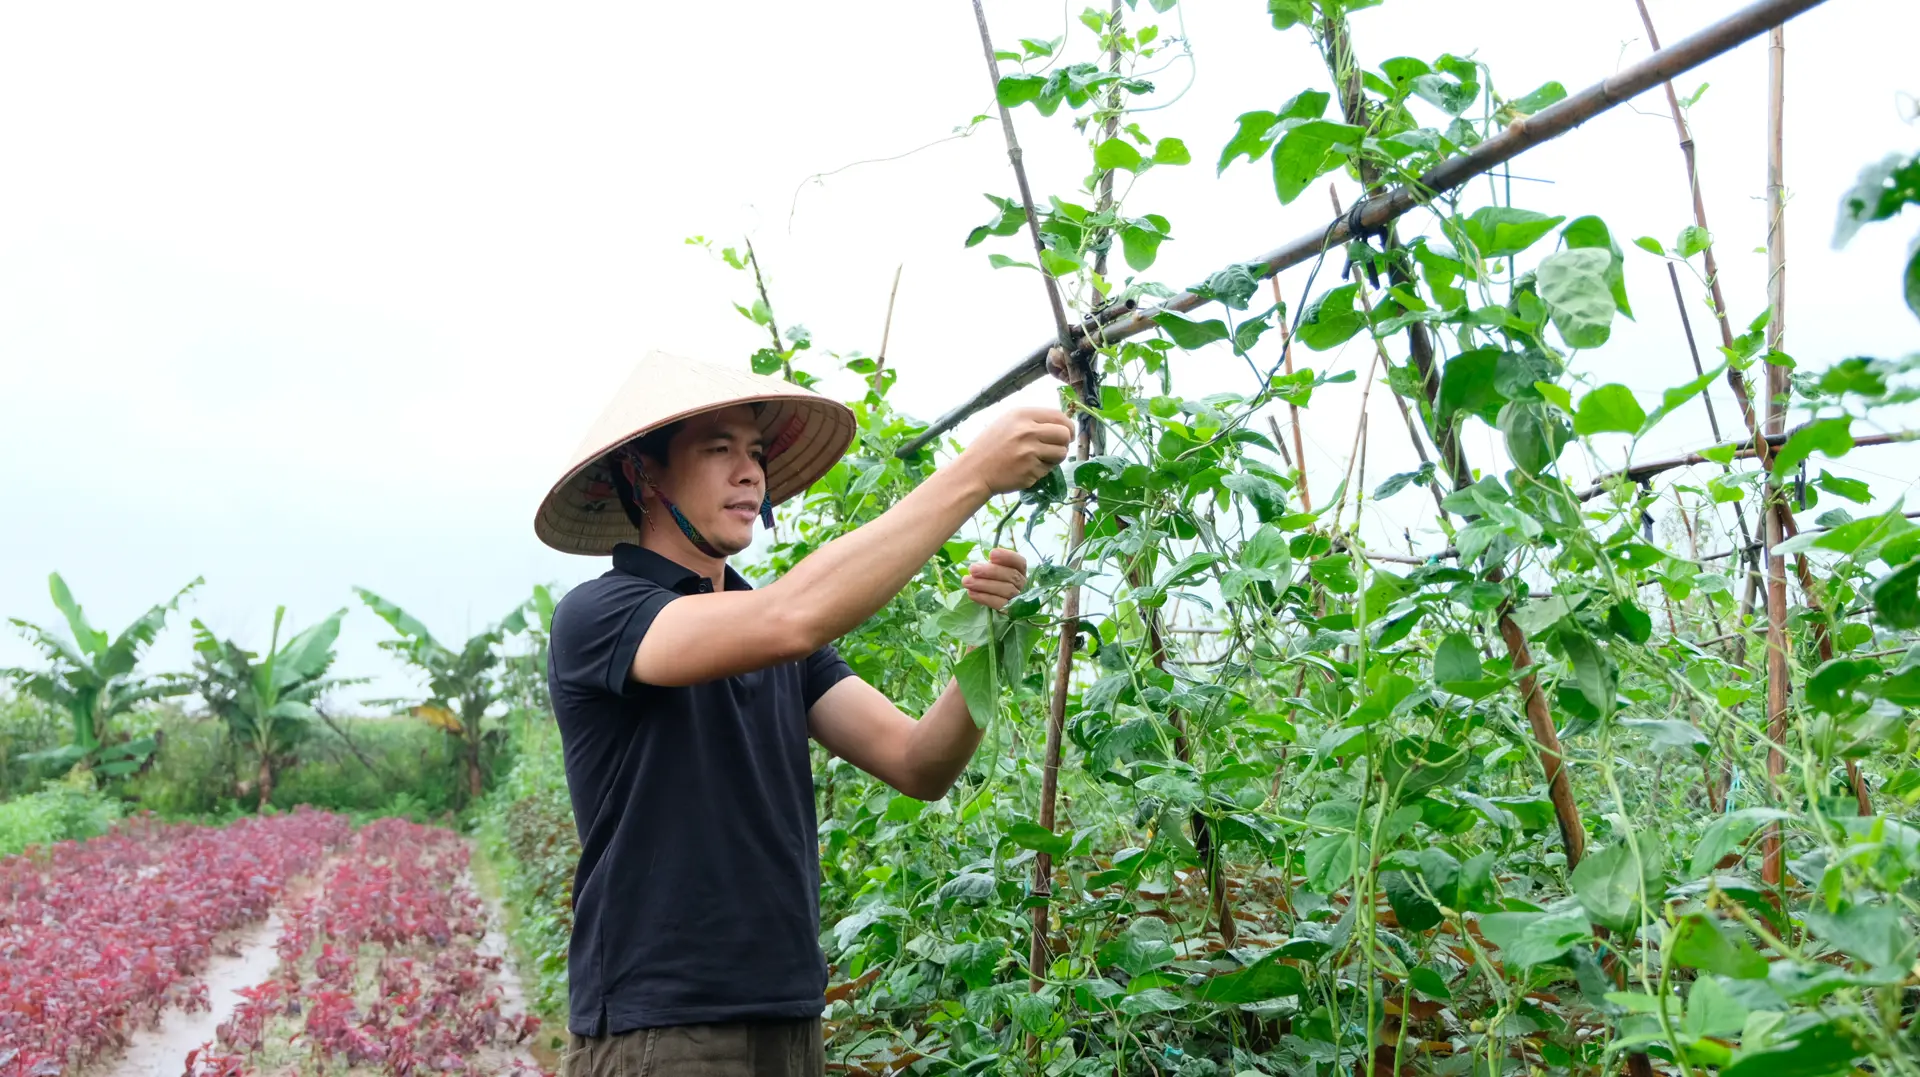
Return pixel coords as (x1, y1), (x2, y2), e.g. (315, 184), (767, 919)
(712, 530), (755, 557)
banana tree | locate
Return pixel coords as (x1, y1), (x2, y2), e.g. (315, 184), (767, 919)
(3, 572), (202, 775)
(190, 606), (347, 809)
(355, 587), (527, 806)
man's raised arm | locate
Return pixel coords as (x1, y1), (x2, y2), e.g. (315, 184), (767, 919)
(630, 407), (1071, 687)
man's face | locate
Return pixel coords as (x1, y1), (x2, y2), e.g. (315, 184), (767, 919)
(646, 405), (767, 557)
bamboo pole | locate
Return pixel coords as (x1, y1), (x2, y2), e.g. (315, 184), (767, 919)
(970, 0), (1075, 356)
(1573, 431), (1902, 501)
(898, 0), (1834, 458)
(1761, 24), (1792, 888)
(871, 263), (904, 387)
(1270, 278), (1312, 512)
(972, 0), (1121, 992)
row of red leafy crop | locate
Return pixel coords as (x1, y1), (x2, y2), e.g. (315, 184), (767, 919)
(0, 808), (352, 1077)
(191, 817), (544, 1077)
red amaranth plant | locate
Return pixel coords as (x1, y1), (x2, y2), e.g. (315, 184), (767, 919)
(213, 818), (545, 1077)
(0, 809), (350, 1076)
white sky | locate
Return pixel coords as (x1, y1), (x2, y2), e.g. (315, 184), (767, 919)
(1, 0), (1916, 710)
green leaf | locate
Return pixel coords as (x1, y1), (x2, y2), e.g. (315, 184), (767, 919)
(996, 73), (1048, 108)
(1634, 235), (1666, 256)
(1770, 416), (1854, 479)
(1153, 310), (1230, 349)
(1152, 137), (1191, 166)
(1102, 917), (1175, 975)
(1118, 988), (1186, 1015)
(1192, 951), (1306, 1004)
(1120, 214), (1170, 271)
(1690, 808), (1792, 875)
(1231, 316), (1270, 357)
(1271, 120), (1365, 205)
(1639, 361), (1728, 435)
(1607, 601), (1652, 644)
(1905, 242), (1920, 322)
(1217, 111), (1279, 173)
(1304, 831), (1361, 890)
(946, 940), (1005, 990)
(1619, 719), (1708, 756)
(1573, 383), (1646, 436)
(1012, 990), (1058, 1033)
(1562, 215), (1633, 319)
(1718, 1018), (1862, 1077)
(936, 872), (997, 905)
(1676, 225), (1713, 258)
(1537, 248), (1618, 349)
(954, 645), (998, 729)
(1004, 820), (1069, 857)
(272, 612), (344, 691)
(1570, 839), (1665, 933)
(1558, 628), (1614, 715)
(1683, 976), (1750, 1038)
(1433, 633), (1484, 685)
(1813, 469), (1871, 504)
(1871, 560), (1920, 630)
(1509, 81), (1567, 114)
(1461, 207), (1565, 259)
(1498, 400), (1570, 476)
(1437, 347), (1507, 424)
(1833, 152), (1920, 247)
(1094, 137), (1144, 174)
(1670, 912), (1768, 979)
(1295, 284), (1364, 351)
(47, 573), (107, 658)
(1802, 903), (1910, 968)
(1384, 871), (1443, 932)
(1478, 907), (1591, 967)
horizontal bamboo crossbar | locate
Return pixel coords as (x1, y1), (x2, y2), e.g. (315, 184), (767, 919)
(897, 0), (1833, 458)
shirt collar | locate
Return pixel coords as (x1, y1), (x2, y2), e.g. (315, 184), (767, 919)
(611, 542), (753, 595)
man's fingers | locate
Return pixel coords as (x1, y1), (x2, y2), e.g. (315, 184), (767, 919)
(971, 559), (1026, 588)
(987, 547), (1026, 570)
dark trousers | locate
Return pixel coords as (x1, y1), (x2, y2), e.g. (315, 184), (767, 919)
(560, 1018), (825, 1077)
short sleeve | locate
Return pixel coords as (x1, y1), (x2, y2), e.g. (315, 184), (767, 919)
(802, 644), (856, 708)
(550, 577), (682, 699)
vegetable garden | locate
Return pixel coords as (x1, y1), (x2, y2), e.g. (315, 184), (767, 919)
(3, 0), (1919, 1074)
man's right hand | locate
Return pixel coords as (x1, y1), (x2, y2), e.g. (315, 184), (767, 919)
(956, 407), (1074, 496)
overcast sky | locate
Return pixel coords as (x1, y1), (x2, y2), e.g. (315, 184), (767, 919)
(1, 0), (1915, 710)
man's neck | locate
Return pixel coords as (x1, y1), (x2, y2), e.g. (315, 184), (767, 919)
(637, 527), (730, 591)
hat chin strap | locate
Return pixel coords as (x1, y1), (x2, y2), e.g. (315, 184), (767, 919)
(618, 452), (772, 560)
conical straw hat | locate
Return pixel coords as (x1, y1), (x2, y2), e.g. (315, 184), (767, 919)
(535, 348), (857, 555)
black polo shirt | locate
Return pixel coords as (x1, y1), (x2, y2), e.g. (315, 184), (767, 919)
(548, 542), (855, 1036)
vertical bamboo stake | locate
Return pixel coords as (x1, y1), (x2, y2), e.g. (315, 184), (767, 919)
(1317, 8), (1585, 869)
(871, 263), (904, 387)
(970, 0), (1075, 352)
(967, 0), (1112, 992)
(1760, 24), (1792, 887)
(1269, 278), (1312, 512)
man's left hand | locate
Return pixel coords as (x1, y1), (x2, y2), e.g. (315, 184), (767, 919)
(962, 548), (1028, 611)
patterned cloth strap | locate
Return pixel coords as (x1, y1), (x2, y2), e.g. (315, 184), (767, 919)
(615, 448), (773, 559)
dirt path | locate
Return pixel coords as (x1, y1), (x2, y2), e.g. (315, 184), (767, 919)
(464, 862), (546, 1073)
(104, 906), (290, 1077)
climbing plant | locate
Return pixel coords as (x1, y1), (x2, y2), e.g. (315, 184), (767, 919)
(668, 3), (1920, 1076)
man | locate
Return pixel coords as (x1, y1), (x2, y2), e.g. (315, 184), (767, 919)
(533, 349), (1073, 1077)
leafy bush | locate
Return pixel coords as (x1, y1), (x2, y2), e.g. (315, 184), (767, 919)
(0, 690), (70, 799)
(0, 772), (124, 857)
(118, 708), (472, 820)
(474, 715), (577, 1036)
